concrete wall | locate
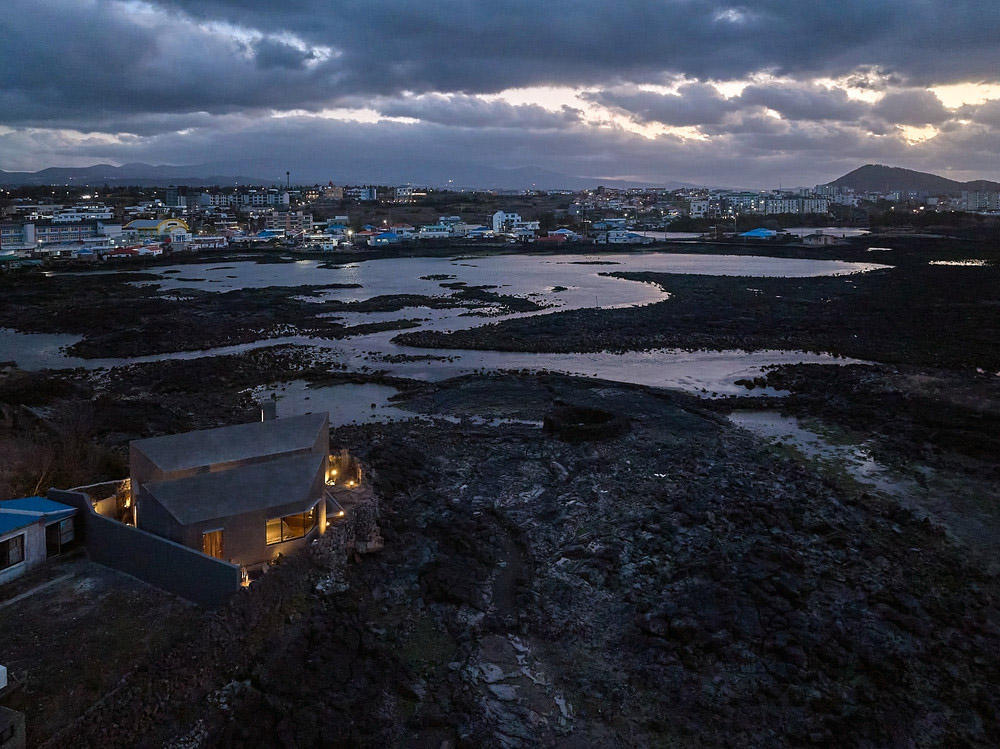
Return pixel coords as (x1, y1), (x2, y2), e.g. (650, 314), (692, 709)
(135, 486), (186, 545)
(129, 446), (166, 487)
(0, 706), (25, 749)
(49, 489), (241, 608)
(0, 522), (45, 587)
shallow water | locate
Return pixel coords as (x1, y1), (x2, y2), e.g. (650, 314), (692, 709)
(250, 381), (414, 426)
(3, 252), (884, 396)
(728, 410), (903, 495)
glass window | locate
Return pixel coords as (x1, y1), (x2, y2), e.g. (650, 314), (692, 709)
(60, 518), (74, 544)
(1, 534), (25, 570)
(265, 517), (283, 545)
(266, 505), (318, 544)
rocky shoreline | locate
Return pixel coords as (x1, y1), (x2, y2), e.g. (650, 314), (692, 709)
(2, 241), (999, 745)
(395, 262), (1000, 370)
(48, 374), (1000, 747)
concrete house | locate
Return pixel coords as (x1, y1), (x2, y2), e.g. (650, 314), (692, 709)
(131, 412), (331, 571)
(0, 497), (77, 586)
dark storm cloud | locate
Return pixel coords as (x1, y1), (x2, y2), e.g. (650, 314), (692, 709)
(872, 90), (951, 125)
(584, 84), (735, 127)
(587, 82), (878, 129)
(7, 106), (995, 188)
(250, 38), (318, 70)
(373, 95), (582, 129)
(5, 0), (1000, 129)
(959, 100), (1000, 128)
(737, 84), (869, 123)
(156, 0), (1000, 90)
(0, 0), (341, 127)
(3, 0), (1000, 183)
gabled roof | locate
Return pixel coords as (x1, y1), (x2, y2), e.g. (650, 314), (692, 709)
(145, 452), (324, 525)
(0, 497), (76, 536)
(132, 412), (327, 475)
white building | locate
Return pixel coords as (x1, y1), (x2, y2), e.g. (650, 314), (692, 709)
(493, 210), (539, 237)
(200, 191), (290, 208)
(492, 210), (521, 233)
(0, 497), (76, 586)
(345, 187), (378, 202)
(963, 190), (1000, 211)
(417, 224), (451, 239)
(51, 204), (114, 223)
(688, 199), (710, 218)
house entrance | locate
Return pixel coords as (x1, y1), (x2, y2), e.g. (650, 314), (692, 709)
(202, 529), (224, 559)
(45, 519), (74, 558)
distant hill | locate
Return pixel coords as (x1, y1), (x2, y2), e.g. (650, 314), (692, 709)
(0, 163), (270, 188)
(0, 161), (697, 191)
(824, 164), (1000, 195)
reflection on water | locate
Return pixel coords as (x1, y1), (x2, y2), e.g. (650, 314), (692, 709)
(0, 329), (86, 370)
(3, 252), (886, 397)
(250, 381), (413, 426)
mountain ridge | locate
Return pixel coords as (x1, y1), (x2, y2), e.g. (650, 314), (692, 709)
(0, 162), (697, 191)
(824, 164), (1000, 194)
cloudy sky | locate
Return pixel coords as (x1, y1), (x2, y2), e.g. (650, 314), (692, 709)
(3, 0), (1000, 187)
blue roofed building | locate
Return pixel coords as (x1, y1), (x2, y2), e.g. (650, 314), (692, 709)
(370, 231), (401, 246)
(739, 228), (778, 239)
(0, 497), (77, 585)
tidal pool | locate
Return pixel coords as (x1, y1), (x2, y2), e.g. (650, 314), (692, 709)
(3, 251), (885, 397)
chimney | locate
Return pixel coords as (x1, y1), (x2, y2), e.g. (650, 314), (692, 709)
(261, 400), (277, 422)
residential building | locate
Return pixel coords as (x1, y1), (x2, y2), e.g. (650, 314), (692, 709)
(50, 204), (114, 222)
(370, 231), (401, 246)
(492, 210), (521, 233)
(345, 186), (378, 202)
(0, 497), (77, 586)
(597, 230), (653, 245)
(393, 186), (415, 202)
(417, 224), (452, 239)
(801, 231), (839, 246)
(131, 412), (337, 572)
(493, 210), (540, 237)
(165, 186), (197, 208)
(0, 220), (122, 252)
(962, 190), (1000, 211)
(199, 191), (290, 208)
(687, 199), (711, 218)
(266, 210), (313, 235)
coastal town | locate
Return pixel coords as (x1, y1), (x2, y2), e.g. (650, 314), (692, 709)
(3, 169), (1000, 265)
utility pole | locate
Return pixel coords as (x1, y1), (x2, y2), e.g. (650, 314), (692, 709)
(286, 171), (290, 190)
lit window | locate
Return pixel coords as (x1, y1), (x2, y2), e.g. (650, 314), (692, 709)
(265, 505), (318, 544)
